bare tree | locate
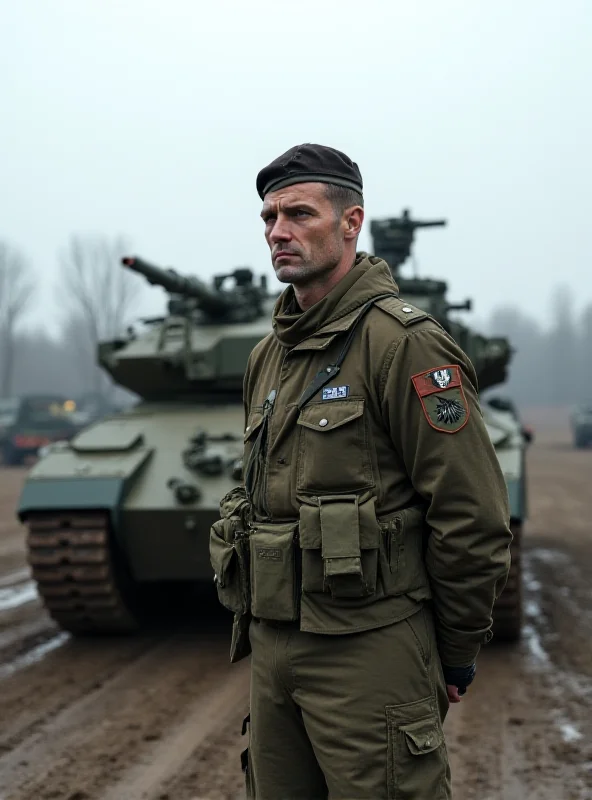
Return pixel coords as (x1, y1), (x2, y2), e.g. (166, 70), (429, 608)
(60, 235), (142, 396)
(488, 306), (546, 407)
(547, 285), (578, 406)
(0, 242), (35, 396)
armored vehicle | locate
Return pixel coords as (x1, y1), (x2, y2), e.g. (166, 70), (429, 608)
(371, 211), (529, 640)
(0, 395), (78, 466)
(18, 260), (275, 633)
(570, 404), (592, 448)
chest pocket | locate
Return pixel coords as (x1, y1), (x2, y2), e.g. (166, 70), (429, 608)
(296, 398), (374, 493)
(243, 407), (265, 497)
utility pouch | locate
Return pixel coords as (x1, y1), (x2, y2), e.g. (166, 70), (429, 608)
(378, 505), (431, 600)
(209, 487), (251, 615)
(249, 522), (299, 621)
(300, 495), (379, 599)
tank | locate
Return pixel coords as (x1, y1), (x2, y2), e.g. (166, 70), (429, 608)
(569, 404), (592, 448)
(371, 210), (530, 640)
(17, 258), (276, 633)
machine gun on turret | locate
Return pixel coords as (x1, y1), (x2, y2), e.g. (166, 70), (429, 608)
(122, 257), (269, 324)
(370, 209), (447, 274)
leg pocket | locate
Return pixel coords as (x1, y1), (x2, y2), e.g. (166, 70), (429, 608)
(386, 697), (450, 800)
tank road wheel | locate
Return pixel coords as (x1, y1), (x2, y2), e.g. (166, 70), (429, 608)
(26, 511), (139, 635)
(491, 522), (522, 641)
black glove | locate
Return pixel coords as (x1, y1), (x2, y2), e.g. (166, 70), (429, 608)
(442, 663), (476, 696)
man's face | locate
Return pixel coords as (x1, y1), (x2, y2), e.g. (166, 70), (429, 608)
(260, 183), (346, 286)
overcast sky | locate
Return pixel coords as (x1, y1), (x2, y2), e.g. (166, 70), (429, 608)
(2, 0), (591, 331)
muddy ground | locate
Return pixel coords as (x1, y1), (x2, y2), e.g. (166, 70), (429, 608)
(0, 414), (591, 799)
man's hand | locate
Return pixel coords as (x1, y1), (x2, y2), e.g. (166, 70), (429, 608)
(442, 663), (476, 703)
(446, 684), (462, 703)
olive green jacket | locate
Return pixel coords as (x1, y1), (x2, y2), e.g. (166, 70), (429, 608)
(243, 253), (511, 667)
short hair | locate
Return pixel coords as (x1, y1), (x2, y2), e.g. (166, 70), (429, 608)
(324, 183), (364, 217)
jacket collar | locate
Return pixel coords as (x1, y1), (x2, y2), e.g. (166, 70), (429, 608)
(272, 253), (399, 349)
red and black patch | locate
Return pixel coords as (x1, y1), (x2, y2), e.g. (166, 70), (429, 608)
(411, 365), (470, 433)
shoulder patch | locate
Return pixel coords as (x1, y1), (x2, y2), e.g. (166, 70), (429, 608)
(411, 365), (470, 433)
(374, 297), (429, 327)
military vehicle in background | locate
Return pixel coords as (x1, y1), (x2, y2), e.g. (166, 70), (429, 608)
(18, 259), (275, 633)
(0, 395), (79, 466)
(569, 404), (592, 449)
(371, 211), (530, 640)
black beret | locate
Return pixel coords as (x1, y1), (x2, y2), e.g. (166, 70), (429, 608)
(256, 143), (363, 199)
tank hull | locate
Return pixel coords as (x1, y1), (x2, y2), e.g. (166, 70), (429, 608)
(18, 401), (245, 632)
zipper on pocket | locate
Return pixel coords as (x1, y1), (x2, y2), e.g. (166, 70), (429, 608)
(260, 389), (277, 518)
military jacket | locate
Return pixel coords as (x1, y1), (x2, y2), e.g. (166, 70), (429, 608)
(243, 254), (511, 667)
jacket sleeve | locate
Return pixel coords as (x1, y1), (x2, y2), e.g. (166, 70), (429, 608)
(381, 326), (512, 667)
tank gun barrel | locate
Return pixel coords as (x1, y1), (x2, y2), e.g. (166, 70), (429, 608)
(447, 299), (472, 312)
(122, 256), (231, 315)
(404, 219), (447, 230)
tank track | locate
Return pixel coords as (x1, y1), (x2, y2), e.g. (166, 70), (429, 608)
(492, 522), (522, 641)
(26, 511), (139, 634)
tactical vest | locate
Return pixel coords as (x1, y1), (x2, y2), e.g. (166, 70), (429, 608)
(210, 294), (432, 660)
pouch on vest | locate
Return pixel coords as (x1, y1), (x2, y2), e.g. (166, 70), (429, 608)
(300, 495), (380, 599)
(249, 521), (299, 621)
(379, 505), (431, 602)
(209, 487), (251, 615)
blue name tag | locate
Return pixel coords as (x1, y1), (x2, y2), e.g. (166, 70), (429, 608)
(322, 385), (350, 400)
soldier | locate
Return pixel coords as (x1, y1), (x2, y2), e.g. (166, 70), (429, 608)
(210, 143), (512, 799)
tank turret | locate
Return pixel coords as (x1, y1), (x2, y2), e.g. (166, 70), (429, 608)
(122, 257), (268, 323)
(97, 257), (276, 401)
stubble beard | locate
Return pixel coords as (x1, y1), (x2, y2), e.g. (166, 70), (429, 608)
(274, 238), (343, 288)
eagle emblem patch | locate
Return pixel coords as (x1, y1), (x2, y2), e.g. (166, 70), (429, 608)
(431, 369), (452, 389)
(411, 365), (469, 433)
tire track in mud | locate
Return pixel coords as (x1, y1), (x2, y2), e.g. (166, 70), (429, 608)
(0, 630), (239, 800)
(0, 558), (63, 686)
(0, 567), (31, 589)
(0, 632), (161, 758)
(101, 659), (249, 800)
(158, 710), (248, 800)
(445, 547), (592, 800)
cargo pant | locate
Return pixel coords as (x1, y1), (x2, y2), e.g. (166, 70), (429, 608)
(244, 606), (451, 800)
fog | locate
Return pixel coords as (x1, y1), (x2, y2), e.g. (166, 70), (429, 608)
(2, 0), (591, 331)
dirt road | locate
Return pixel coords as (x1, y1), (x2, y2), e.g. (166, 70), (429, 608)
(0, 419), (591, 799)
